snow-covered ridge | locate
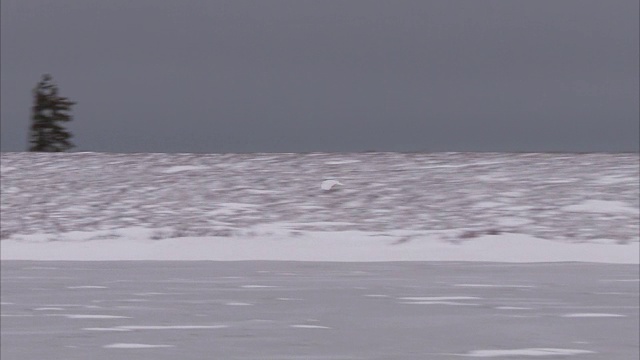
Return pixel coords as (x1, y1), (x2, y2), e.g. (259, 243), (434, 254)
(1, 152), (638, 262)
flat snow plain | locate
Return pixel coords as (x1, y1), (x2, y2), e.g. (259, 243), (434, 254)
(1, 152), (639, 359)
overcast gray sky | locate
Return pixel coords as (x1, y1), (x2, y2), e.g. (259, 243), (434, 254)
(1, 0), (638, 153)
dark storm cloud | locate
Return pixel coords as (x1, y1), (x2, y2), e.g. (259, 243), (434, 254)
(1, 0), (638, 152)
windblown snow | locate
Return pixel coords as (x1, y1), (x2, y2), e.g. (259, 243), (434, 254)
(1, 152), (638, 263)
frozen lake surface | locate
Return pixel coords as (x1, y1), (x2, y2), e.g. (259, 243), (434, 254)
(2, 261), (638, 360)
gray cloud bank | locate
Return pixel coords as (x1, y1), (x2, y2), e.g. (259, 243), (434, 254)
(1, 0), (638, 153)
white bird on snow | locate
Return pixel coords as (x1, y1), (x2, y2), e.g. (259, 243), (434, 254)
(321, 179), (343, 191)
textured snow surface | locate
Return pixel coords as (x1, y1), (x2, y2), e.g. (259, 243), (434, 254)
(2, 261), (637, 359)
(454, 348), (595, 357)
(103, 343), (174, 349)
(1, 152), (638, 262)
(561, 313), (627, 318)
(1, 226), (638, 263)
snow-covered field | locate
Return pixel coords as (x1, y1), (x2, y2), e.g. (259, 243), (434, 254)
(1, 152), (639, 359)
(1, 152), (638, 262)
(2, 261), (638, 359)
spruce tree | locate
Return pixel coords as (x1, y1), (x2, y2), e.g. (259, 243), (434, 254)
(28, 74), (76, 152)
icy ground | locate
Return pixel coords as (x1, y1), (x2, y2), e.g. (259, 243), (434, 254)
(2, 261), (638, 360)
(0, 152), (638, 262)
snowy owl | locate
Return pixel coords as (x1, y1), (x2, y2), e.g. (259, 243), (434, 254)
(321, 179), (343, 191)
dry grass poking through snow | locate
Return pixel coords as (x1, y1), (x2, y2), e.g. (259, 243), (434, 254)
(1, 152), (638, 243)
